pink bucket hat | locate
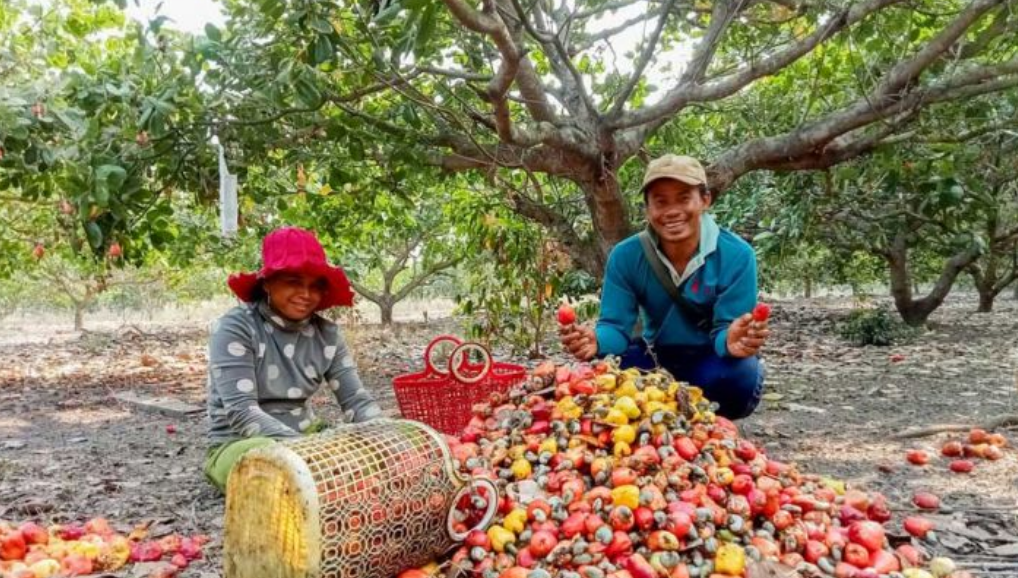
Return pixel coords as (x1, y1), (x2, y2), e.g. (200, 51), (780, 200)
(227, 227), (355, 310)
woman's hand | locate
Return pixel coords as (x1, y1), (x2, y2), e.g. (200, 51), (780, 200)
(560, 323), (598, 361)
(726, 314), (770, 358)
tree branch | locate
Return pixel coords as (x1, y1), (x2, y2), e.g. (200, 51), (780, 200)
(441, 0), (522, 142)
(417, 65), (493, 82)
(608, 0), (905, 130)
(874, 0), (1005, 98)
(514, 0), (599, 120)
(707, 51), (1018, 193)
(572, 9), (665, 51)
(350, 279), (383, 304)
(957, 4), (1017, 59)
(394, 257), (463, 302)
(608, 0), (676, 118)
(679, 0), (739, 86)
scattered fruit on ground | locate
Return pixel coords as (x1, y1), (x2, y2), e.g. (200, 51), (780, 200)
(912, 492), (940, 511)
(0, 518), (207, 578)
(906, 450), (930, 466)
(411, 360), (962, 578)
(949, 460), (975, 474)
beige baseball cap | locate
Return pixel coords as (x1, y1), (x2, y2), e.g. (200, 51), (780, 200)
(641, 154), (708, 191)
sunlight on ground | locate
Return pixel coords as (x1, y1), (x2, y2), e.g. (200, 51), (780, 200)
(0, 417), (34, 435)
(51, 408), (134, 425)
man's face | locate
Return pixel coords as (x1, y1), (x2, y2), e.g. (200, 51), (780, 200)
(645, 179), (711, 246)
(263, 272), (327, 320)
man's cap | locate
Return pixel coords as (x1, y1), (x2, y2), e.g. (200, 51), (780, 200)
(641, 154), (708, 191)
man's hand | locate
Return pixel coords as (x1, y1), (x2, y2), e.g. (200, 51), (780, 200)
(726, 314), (770, 358)
(560, 323), (598, 361)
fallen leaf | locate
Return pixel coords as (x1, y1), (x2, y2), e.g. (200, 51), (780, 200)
(786, 402), (826, 414)
(989, 542), (1018, 556)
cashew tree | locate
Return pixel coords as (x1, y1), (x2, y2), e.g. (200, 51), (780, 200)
(206, 0), (1018, 277)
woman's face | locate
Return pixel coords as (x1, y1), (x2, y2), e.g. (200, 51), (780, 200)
(263, 272), (327, 320)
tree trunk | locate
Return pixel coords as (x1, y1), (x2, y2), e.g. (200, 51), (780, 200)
(576, 172), (633, 279)
(977, 291), (994, 313)
(73, 303), (85, 331)
(885, 233), (980, 327)
(379, 298), (395, 326)
(804, 276), (813, 299)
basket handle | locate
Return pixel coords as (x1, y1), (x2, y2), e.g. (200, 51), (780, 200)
(448, 342), (493, 385)
(446, 477), (500, 542)
(423, 335), (463, 376)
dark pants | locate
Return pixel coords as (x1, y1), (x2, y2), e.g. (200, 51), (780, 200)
(616, 343), (765, 420)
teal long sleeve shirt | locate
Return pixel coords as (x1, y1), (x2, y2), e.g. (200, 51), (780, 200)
(595, 219), (758, 358)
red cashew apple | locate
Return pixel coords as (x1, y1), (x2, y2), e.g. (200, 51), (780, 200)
(949, 459), (974, 473)
(912, 492), (940, 510)
(904, 516), (935, 539)
(905, 450), (930, 465)
(557, 304), (576, 325)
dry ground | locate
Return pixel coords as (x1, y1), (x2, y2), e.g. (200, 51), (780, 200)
(1, 295), (1016, 576)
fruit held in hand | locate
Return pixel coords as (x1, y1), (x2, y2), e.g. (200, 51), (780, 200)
(557, 304), (576, 325)
(752, 303), (771, 322)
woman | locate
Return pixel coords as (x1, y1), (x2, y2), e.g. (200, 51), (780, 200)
(203, 227), (382, 492)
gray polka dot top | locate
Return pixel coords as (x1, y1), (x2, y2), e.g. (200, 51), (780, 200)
(206, 301), (382, 444)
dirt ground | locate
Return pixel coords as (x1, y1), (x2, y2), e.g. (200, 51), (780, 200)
(1, 295), (1016, 577)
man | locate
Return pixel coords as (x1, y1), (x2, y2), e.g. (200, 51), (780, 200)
(560, 154), (769, 419)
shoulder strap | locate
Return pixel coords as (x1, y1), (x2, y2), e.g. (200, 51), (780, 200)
(638, 230), (712, 331)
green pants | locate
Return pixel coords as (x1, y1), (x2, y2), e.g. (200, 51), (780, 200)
(203, 437), (276, 493)
(203, 420), (330, 493)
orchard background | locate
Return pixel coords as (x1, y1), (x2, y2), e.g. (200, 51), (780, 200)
(1, 0), (1017, 576)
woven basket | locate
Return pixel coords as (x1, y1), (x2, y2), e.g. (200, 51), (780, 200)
(393, 336), (526, 435)
(223, 419), (497, 578)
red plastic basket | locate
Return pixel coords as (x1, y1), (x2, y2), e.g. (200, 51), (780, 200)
(393, 336), (527, 436)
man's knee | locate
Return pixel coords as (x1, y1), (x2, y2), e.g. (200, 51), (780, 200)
(699, 355), (765, 420)
(616, 342), (656, 371)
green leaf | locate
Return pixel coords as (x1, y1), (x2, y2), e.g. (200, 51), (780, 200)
(374, 0), (404, 24)
(294, 77), (322, 108)
(205, 23), (222, 42)
(93, 164), (127, 207)
(414, 3), (438, 56)
(311, 35), (333, 65)
(85, 221), (104, 249)
(308, 17), (333, 34)
(51, 108), (87, 137)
